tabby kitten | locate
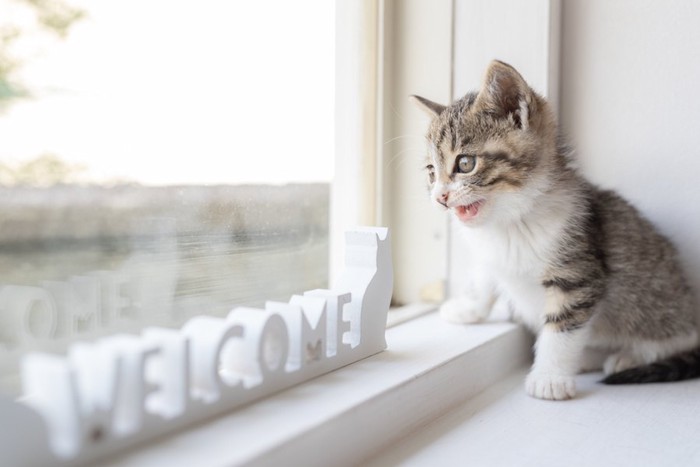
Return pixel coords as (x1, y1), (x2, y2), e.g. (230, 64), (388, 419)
(412, 60), (700, 400)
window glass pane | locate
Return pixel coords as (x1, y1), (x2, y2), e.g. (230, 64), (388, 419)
(0, 0), (334, 396)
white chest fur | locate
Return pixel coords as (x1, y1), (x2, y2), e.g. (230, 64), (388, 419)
(457, 202), (572, 332)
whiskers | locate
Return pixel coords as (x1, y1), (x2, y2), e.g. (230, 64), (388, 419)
(382, 132), (427, 171)
(383, 134), (423, 145)
(384, 145), (426, 171)
(448, 186), (480, 207)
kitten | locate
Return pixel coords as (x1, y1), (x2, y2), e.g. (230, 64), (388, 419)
(412, 60), (700, 400)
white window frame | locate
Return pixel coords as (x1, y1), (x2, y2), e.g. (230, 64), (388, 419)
(332, 0), (455, 306)
(2, 2), (561, 465)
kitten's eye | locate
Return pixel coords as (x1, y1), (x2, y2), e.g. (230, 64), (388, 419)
(426, 164), (435, 183)
(455, 155), (477, 174)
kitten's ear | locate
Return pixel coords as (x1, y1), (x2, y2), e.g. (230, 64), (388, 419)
(476, 60), (531, 128)
(410, 95), (446, 117)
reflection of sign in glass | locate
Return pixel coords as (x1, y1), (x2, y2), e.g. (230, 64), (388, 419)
(0, 227), (392, 467)
(0, 218), (180, 347)
(0, 270), (171, 346)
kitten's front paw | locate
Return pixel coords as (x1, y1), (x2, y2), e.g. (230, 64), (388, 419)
(525, 371), (576, 400)
(439, 297), (488, 324)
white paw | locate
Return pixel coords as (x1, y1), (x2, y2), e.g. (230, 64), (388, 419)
(439, 297), (487, 324)
(603, 352), (638, 375)
(525, 371), (576, 400)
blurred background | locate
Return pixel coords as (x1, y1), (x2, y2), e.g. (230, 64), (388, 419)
(0, 0), (334, 395)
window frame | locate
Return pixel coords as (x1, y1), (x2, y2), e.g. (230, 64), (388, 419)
(339, 0), (561, 307)
(2, 0), (563, 464)
(332, 0), (455, 306)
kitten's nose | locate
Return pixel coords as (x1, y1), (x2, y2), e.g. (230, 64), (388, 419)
(436, 192), (449, 208)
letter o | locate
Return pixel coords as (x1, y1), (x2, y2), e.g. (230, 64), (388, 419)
(0, 286), (57, 344)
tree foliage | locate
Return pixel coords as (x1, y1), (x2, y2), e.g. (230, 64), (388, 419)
(0, 153), (86, 186)
(0, 0), (85, 108)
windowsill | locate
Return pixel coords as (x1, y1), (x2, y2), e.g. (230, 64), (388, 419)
(98, 311), (533, 467)
(385, 302), (438, 328)
(368, 368), (700, 466)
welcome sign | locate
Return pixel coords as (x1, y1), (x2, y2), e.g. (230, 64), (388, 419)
(0, 227), (392, 467)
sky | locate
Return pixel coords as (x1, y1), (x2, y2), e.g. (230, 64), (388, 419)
(0, 0), (335, 185)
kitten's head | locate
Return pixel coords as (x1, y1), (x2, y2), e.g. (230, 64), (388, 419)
(412, 60), (560, 226)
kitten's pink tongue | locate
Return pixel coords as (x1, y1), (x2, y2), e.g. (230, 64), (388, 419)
(455, 202), (482, 221)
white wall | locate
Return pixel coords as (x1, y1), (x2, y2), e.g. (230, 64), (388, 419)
(560, 0), (700, 305)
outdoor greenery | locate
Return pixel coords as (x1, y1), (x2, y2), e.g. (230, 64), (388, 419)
(0, 0), (85, 185)
(0, 153), (85, 186)
(0, 0), (84, 108)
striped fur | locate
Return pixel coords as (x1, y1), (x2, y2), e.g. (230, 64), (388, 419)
(413, 60), (699, 399)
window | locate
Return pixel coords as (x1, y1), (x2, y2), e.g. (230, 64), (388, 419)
(0, 2), (575, 466)
(0, 0), (334, 397)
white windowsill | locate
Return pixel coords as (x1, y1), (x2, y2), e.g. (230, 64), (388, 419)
(385, 302), (438, 328)
(98, 311), (533, 467)
(369, 368), (700, 466)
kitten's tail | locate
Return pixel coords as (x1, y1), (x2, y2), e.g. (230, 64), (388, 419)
(602, 347), (700, 384)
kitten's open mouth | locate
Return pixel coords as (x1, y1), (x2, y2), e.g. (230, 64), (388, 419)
(454, 200), (484, 222)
